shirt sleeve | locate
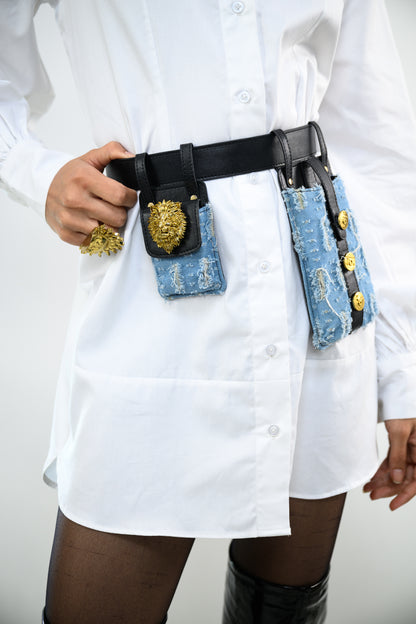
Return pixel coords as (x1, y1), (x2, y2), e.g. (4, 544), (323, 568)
(318, 0), (416, 422)
(0, 0), (74, 219)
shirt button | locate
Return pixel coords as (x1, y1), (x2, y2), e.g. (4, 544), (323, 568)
(238, 90), (251, 104)
(249, 172), (258, 184)
(265, 344), (277, 357)
(231, 1), (245, 14)
(259, 261), (270, 273)
(268, 424), (280, 437)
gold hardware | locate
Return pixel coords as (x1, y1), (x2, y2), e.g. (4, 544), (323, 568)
(288, 178), (293, 186)
(338, 210), (349, 230)
(324, 165), (329, 173)
(80, 224), (124, 256)
(190, 194), (198, 200)
(147, 199), (187, 253)
(352, 292), (365, 311)
(343, 252), (356, 271)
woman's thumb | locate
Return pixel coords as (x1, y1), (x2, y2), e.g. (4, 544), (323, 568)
(81, 141), (135, 172)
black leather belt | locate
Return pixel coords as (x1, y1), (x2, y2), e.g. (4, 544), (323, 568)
(106, 124), (316, 189)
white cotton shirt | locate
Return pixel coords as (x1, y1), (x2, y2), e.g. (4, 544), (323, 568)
(1, 0), (416, 538)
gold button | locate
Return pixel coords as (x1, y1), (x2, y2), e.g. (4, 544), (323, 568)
(352, 292), (365, 311)
(343, 252), (356, 271)
(338, 210), (349, 230)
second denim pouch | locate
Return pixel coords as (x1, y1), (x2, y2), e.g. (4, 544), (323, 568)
(275, 124), (378, 350)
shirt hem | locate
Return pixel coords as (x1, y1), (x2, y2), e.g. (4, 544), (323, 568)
(288, 459), (380, 500)
(56, 499), (292, 538)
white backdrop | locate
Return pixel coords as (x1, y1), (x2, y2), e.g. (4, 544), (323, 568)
(0, 2), (415, 623)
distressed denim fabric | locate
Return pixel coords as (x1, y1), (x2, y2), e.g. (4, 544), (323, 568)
(151, 203), (227, 299)
(282, 177), (378, 349)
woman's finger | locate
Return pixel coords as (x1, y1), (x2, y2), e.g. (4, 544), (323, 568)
(385, 420), (412, 485)
(87, 167), (138, 208)
(408, 430), (416, 464)
(368, 484), (400, 499)
(82, 196), (129, 230)
(363, 458), (390, 491)
(390, 467), (416, 510)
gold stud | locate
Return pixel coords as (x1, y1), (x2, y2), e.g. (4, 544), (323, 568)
(343, 252), (356, 271)
(338, 210), (349, 230)
(190, 194), (198, 200)
(352, 292), (365, 311)
(288, 178), (293, 186)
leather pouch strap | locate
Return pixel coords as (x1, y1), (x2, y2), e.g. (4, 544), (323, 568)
(180, 143), (199, 199)
(272, 129), (294, 189)
(305, 156), (363, 330)
(308, 121), (332, 175)
(135, 153), (155, 206)
(305, 156), (344, 241)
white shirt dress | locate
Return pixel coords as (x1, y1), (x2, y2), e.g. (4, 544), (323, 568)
(1, 0), (416, 538)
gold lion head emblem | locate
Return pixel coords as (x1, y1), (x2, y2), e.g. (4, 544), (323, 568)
(147, 199), (187, 254)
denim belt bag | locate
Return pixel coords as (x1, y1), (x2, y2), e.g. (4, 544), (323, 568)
(107, 123), (377, 348)
(106, 126), (317, 301)
(134, 145), (226, 299)
(274, 123), (378, 349)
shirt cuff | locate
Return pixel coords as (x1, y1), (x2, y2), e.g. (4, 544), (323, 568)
(0, 137), (74, 219)
(377, 351), (416, 422)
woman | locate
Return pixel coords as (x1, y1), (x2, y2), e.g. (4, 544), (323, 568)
(1, 1), (415, 623)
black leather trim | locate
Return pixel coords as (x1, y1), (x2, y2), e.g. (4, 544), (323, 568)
(134, 153), (154, 206)
(303, 157), (364, 330)
(272, 129), (293, 188)
(179, 143), (199, 198)
(308, 121), (332, 175)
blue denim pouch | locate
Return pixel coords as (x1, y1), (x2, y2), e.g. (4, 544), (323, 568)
(281, 176), (378, 350)
(150, 202), (226, 299)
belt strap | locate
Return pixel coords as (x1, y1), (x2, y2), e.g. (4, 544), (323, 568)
(106, 124), (316, 189)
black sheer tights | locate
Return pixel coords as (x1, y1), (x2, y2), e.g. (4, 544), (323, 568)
(231, 494), (347, 587)
(44, 508), (195, 624)
(45, 495), (346, 623)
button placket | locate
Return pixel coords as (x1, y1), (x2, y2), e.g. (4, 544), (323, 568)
(219, 0), (266, 137)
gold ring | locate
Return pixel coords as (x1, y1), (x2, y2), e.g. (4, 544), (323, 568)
(79, 224), (124, 257)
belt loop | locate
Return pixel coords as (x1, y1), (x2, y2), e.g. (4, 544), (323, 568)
(179, 143), (199, 199)
(308, 121), (332, 176)
(135, 152), (155, 206)
(272, 129), (294, 190)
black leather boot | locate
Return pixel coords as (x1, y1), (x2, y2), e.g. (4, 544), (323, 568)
(42, 607), (168, 623)
(222, 544), (329, 624)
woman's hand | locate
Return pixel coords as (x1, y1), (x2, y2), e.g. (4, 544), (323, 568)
(45, 142), (137, 246)
(363, 418), (416, 510)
